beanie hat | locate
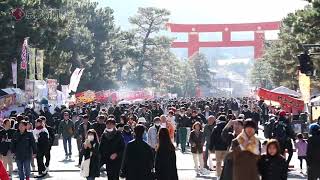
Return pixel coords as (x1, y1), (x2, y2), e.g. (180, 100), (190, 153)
(309, 123), (320, 135)
(279, 110), (286, 117)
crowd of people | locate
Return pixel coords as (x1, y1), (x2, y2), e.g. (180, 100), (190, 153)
(0, 97), (320, 180)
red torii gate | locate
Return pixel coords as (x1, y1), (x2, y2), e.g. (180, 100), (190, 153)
(167, 21), (281, 59)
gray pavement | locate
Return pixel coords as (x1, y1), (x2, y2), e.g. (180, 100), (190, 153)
(10, 136), (307, 180)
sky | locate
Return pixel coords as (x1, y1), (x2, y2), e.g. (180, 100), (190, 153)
(95, 0), (308, 30)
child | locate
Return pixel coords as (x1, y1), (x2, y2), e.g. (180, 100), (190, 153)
(258, 139), (288, 180)
(189, 122), (209, 175)
(295, 133), (308, 172)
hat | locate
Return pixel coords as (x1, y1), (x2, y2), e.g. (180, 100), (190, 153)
(138, 117), (146, 123)
(279, 110), (286, 117)
(244, 119), (257, 129)
(309, 123), (320, 135)
(106, 118), (116, 124)
(238, 114), (245, 119)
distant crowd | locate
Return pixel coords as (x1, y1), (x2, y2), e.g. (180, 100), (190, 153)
(0, 97), (320, 180)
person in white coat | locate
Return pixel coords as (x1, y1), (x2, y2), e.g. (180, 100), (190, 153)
(147, 117), (161, 151)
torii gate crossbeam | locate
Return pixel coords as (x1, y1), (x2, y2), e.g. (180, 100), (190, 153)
(167, 22), (281, 59)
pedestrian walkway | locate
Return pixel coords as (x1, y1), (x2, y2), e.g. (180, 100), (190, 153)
(9, 138), (307, 180)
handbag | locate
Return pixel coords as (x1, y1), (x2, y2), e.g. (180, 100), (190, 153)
(80, 157), (91, 177)
(80, 146), (93, 177)
(53, 134), (59, 146)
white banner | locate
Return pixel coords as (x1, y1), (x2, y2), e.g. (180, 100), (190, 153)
(69, 68), (84, 93)
(11, 61), (17, 85)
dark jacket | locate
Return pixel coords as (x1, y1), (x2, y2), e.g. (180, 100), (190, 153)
(83, 141), (100, 178)
(92, 123), (106, 139)
(189, 130), (204, 154)
(203, 124), (215, 145)
(121, 139), (154, 180)
(78, 122), (92, 142)
(155, 148), (178, 180)
(45, 125), (55, 148)
(209, 121), (228, 151)
(221, 126), (235, 148)
(0, 128), (16, 156)
(307, 134), (320, 167)
(99, 130), (125, 163)
(190, 115), (202, 125)
(176, 115), (191, 128)
(11, 131), (37, 160)
(58, 120), (74, 138)
(258, 154), (287, 180)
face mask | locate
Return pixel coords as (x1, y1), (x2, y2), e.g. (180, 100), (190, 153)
(88, 135), (94, 141)
(161, 123), (166, 128)
(106, 128), (114, 132)
(155, 122), (161, 126)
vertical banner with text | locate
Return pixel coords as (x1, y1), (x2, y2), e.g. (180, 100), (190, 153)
(11, 61), (17, 85)
(47, 79), (58, 101)
(28, 48), (36, 80)
(299, 71), (311, 103)
(36, 49), (44, 80)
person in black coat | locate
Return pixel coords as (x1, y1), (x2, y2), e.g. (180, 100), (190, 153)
(99, 118), (125, 180)
(258, 139), (287, 180)
(11, 120), (37, 180)
(82, 129), (100, 180)
(306, 123), (320, 180)
(77, 115), (92, 166)
(120, 125), (154, 180)
(40, 116), (55, 172)
(0, 119), (16, 176)
(155, 128), (178, 180)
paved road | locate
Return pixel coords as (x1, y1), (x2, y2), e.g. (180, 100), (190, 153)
(10, 136), (307, 180)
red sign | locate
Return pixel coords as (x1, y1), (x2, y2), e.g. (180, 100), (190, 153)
(257, 88), (304, 110)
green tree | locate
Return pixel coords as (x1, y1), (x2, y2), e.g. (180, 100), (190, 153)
(128, 7), (170, 86)
(261, 0), (320, 90)
(189, 53), (212, 88)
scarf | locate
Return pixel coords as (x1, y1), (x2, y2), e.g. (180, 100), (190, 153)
(236, 131), (260, 155)
(36, 125), (44, 130)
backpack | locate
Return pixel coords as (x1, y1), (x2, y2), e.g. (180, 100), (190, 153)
(273, 121), (287, 142)
(38, 131), (49, 151)
(263, 121), (274, 139)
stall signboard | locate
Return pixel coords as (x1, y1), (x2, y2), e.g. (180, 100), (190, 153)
(257, 88), (304, 111)
(47, 79), (58, 100)
(0, 94), (16, 110)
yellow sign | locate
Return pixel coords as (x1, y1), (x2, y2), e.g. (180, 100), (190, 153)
(299, 71), (311, 103)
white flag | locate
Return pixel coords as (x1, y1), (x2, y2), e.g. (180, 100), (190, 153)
(11, 61), (17, 85)
(69, 68), (84, 93)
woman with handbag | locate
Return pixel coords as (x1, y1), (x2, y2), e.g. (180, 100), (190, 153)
(81, 129), (100, 180)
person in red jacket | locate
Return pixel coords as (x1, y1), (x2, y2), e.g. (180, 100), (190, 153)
(0, 160), (9, 180)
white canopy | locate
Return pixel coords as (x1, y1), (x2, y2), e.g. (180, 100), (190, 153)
(271, 86), (301, 97)
(311, 96), (320, 106)
(118, 100), (131, 105)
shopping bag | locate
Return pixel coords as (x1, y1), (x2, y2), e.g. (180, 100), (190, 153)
(80, 158), (90, 177)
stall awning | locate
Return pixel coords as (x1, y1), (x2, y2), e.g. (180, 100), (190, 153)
(257, 88), (304, 111)
(0, 89), (8, 97)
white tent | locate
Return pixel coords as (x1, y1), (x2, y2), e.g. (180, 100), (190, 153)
(311, 96), (320, 106)
(271, 86), (301, 97)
